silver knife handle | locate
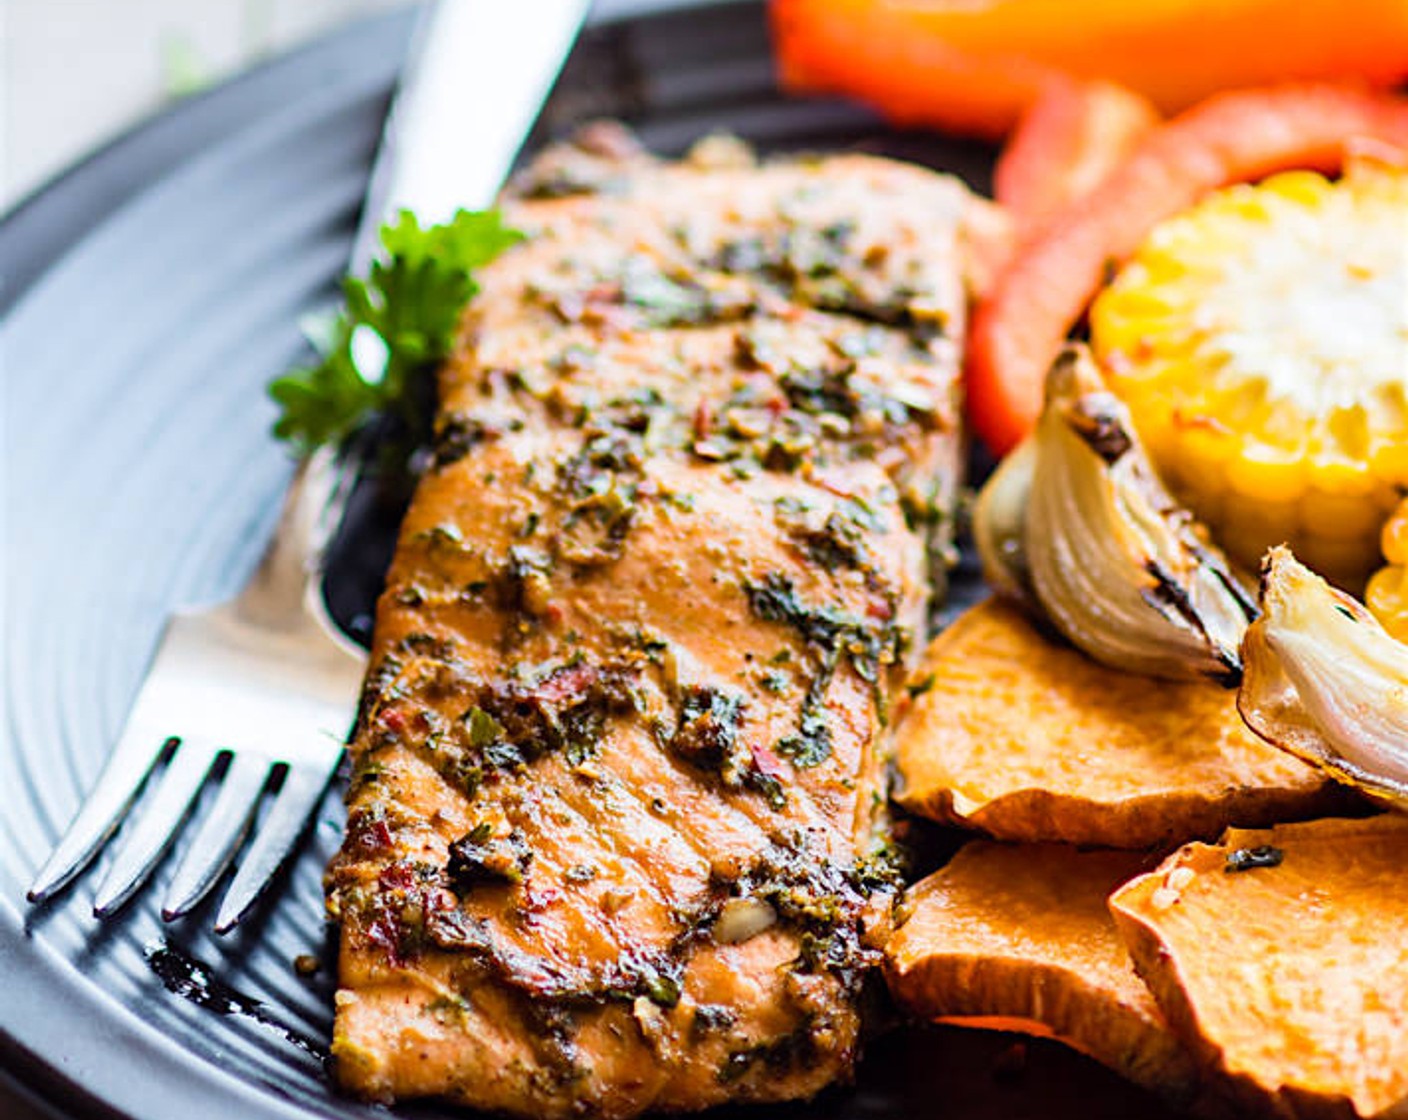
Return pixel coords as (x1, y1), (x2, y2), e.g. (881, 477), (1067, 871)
(351, 0), (591, 271)
(249, 0), (588, 626)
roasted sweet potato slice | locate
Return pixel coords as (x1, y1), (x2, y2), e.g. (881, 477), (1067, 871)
(1110, 815), (1408, 1119)
(895, 599), (1339, 848)
(885, 841), (1198, 1104)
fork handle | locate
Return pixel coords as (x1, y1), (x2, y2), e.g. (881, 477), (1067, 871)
(234, 446), (354, 633)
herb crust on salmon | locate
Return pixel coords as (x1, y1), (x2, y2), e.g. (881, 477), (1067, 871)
(326, 131), (970, 1118)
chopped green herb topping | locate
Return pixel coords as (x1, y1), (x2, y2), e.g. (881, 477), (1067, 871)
(669, 685), (748, 779)
(717, 1019), (821, 1084)
(464, 707), (505, 750)
(691, 1004), (737, 1038)
(743, 572), (904, 767)
(782, 508), (870, 572)
(907, 673), (937, 698)
(622, 264), (748, 329)
(447, 825), (532, 890)
(426, 994), (472, 1027)
(433, 412), (516, 469)
(665, 683), (788, 810)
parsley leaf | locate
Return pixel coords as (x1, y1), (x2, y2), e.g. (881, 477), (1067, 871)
(268, 208), (522, 456)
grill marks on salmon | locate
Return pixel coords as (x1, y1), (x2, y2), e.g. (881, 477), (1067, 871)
(326, 136), (969, 1118)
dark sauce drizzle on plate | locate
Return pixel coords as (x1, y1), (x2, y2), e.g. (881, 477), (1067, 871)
(144, 941), (327, 1061)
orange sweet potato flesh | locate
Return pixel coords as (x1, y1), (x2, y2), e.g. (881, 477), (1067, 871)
(885, 842), (1199, 1104)
(895, 599), (1341, 848)
(1111, 816), (1408, 1120)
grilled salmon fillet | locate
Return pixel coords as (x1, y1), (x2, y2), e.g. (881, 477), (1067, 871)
(326, 132), (969, 1118)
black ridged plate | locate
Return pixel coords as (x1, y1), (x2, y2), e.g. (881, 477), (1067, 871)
(0, 4), (1174, 1118)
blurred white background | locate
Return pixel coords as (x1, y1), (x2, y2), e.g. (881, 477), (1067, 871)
(2, 0), (408, 209)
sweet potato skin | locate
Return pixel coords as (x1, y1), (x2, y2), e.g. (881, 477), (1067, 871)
(1110, 816), (1408, 1120)
(895, 599), (1341, 848)
(885, 841), (1199, 1104)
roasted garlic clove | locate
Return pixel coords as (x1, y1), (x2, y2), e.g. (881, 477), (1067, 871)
(1239, 546), (1408, 807)
(975, 344), (1256, 684)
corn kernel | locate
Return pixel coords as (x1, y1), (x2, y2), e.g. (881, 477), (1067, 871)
(1372, 440), (1408, 486)
(1259, 170), (1332, 207)
(1305, 452), (1377, 499)
(1225, 444), (1307, 504)
(1300, 488), (1387, 540)
(1382, 499), (1408, 565)
(1092, 162), (1408, 591)
(1367, 562), (1408, 641)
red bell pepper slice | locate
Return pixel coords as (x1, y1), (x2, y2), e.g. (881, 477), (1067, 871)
(994, 78), (1160, 238)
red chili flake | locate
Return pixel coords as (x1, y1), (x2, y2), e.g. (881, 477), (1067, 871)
(349, 816), (393, 857)
(521, 884), (561, 914)
(365, 911), (403, 965)
(380, 707), (408, 735)
(544, 603), (565, 625)
(584, 282), (623, 303)
(378, 862), (416, 893)
(810, 471), (862, 500)
(694, 398), (714, 440)
(751, 743), (786, 779)
(866, 598), (894, 621)
(534, 663), (599, 704)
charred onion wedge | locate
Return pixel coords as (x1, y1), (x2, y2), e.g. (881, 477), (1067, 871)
(972, 438), (1037, 611)
(1239, 546), (1408, 807)
(975, 344), (1256, 684)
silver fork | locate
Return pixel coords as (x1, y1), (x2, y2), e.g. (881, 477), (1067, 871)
(24, 0), (589, 933)
(26, 451), (365, 933)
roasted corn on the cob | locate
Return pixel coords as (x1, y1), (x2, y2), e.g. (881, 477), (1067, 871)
(1368, 496), (1408, 640)
(1090, 161), (1408, 590)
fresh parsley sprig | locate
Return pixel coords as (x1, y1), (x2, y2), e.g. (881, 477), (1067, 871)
(268, 208), (522, 456)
